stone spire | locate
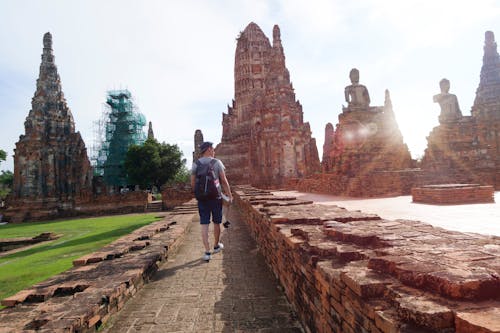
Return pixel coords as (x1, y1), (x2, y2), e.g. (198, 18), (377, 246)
(24, 32), (75, 138)
(216, 23), (320, 186)
(471, 31), (500, 119)
(272, 25), (283, 51)
(147, 121), (154, 139)
(12, 32), (92, 201)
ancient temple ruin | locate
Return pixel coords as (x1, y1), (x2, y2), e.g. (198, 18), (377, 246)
(301, 31), (500, 197)
(215, 23), (320, 187)
(422, 31), (500, 188)
(8, 32), (92, 220)
(308, 70), (414, 196)
(323, 80), (412, 176)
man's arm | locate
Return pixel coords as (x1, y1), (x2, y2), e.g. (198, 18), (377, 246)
(219, 169), (233, 201)
(190, 174), (196, 190)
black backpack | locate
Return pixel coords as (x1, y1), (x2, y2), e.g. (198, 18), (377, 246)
(194, 159), (220, 201)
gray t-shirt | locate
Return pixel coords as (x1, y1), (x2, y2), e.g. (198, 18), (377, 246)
(191, 157), (225, 181)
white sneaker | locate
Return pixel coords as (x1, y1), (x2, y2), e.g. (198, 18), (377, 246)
(213, 243), (224, 253)
(203, 252), (211, 261)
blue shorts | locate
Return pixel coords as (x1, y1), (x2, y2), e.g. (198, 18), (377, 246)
(197, 199), (223, 225)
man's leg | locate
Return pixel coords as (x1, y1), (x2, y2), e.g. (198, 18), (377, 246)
(211, 199), (223, 252)
(201, 224), (210, 252)
(198, 200), (211, 253)
(213, 223), (221, 245)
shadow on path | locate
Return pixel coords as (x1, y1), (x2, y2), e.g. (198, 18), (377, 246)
(213, 207), (303, 332)
(152, 258), (205, 281)
(104, 205), (303, 332)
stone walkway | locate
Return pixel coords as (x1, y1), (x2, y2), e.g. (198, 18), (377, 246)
(104, 206), (303, 333)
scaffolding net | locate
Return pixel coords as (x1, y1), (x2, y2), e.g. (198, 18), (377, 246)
(91, 89), (146, 188)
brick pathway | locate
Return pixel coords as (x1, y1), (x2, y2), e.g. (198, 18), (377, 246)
(104, 206), (303, 333)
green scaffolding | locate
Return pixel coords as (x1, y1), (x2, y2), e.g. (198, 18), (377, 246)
(93, 90), (146, 188)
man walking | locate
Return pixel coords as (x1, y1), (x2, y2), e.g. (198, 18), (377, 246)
(191, 141), (233, 261)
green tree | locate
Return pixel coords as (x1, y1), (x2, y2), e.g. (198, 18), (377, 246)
(0, 149), (6, 165)
(124, 138), (186, 189)
(0, 149), (12, 200)
(169, 165), (191, 185)
(0, 170), (13, 199)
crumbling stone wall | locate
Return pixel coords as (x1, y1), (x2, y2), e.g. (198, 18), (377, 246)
(412, 184), (495, 204)
(234, 186), (500, 333)
(161, 183), (193, 210)
(5, 191), (149, 222)
(296, 169), (422, 197)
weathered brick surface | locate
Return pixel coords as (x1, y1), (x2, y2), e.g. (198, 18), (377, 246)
(215, 22), (320, 187)
(234, 185), (500, 333)
(412, 184), (495, 204)
(0, 201), (197, 332)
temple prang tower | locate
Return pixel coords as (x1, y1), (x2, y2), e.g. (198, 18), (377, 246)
(216, 23), (320, 187)
(8, 32), (92, 221)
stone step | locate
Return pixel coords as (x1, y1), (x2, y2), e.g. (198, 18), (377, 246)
(146, 201), (163, 212)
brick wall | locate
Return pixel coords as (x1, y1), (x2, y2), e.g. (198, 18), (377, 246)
(412, 184), (495, 204)
(161, 183), (193, 209)
(4, 191), (150, 223)
(295, 169), (422, 197)
(234, 186), (500, 333)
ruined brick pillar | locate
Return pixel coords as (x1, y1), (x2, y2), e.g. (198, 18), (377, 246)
(147, 121), (154, 140)
(10, 32), (92, 216)
(322, 123), (335, 172)
(193, 129), (203, 162)
(215, 23), (320, 187)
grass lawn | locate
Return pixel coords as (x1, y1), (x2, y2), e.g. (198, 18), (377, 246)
(0, 213), (161, 304)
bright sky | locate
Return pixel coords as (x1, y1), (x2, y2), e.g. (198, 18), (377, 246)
(1, 0), (499, 172)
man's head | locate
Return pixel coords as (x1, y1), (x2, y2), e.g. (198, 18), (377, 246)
(199, 141), (214, 156)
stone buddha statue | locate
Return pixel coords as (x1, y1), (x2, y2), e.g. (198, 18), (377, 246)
(344, 68), (370, 111)
(433, 78), (462, 123)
